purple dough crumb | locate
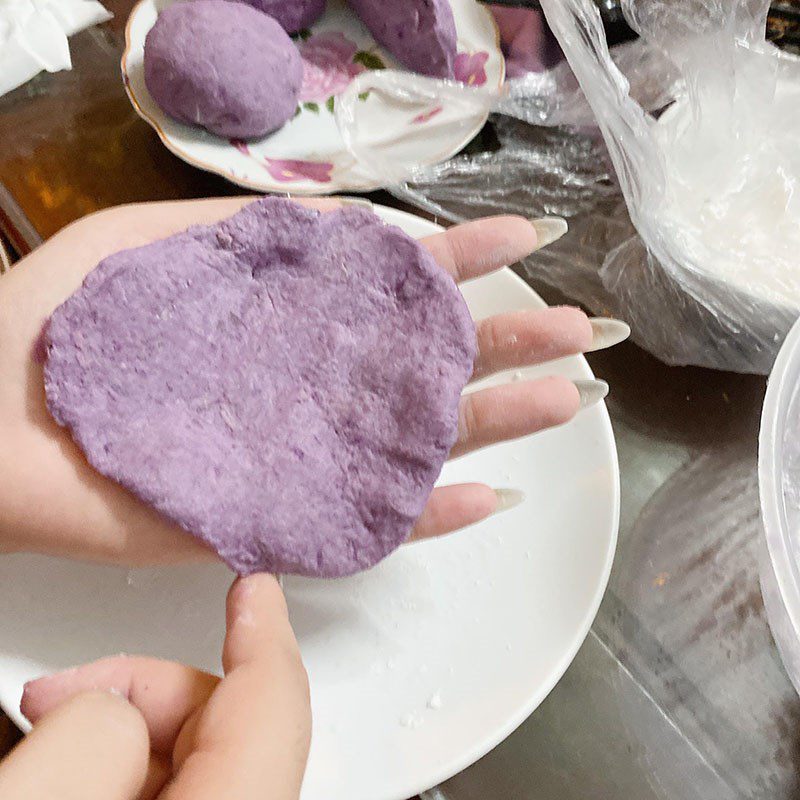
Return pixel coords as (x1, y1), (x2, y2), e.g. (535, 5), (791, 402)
(44, 199), (476, 578)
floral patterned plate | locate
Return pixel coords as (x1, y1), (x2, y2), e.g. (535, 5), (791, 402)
(122, 0), (504, 194)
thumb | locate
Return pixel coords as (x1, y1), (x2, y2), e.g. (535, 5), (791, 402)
(166, 574), (311, 800)
(222, 573), (298, 673)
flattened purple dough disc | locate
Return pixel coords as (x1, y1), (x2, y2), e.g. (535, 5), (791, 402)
(143, 0), (303, 139)
(347, 0), (457, 78)
(44, 199), (476, 577)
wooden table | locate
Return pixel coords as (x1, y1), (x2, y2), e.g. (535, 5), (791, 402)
(0, 714), (20, 759)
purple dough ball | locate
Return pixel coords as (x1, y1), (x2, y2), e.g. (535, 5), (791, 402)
(44, 199), (476, 578)
(143, 0), (303, 139)
(235, 0), (325, 33)
(347, 0), (457, 78)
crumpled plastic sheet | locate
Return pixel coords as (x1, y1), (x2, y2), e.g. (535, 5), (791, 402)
(337, 0), (798, 373)
(495, 37), (680, 129)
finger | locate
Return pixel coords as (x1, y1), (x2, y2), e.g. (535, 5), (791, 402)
(410, 483), (498, 541)
(0, 692), (149, 800)
(164, 574), (310, 800)
(21, 656), (218, 756)
(421, 215), (564, 283)
(473, 306), (593, 381)
(452, 375), (581, 458)
(220, 573), (296, 673)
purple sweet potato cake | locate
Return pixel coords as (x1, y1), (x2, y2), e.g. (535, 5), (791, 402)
(44, 199), (475, 577)
(144, 0), (303, 139)
(347, 0), (458, 78)
(235, 0), (325, 33)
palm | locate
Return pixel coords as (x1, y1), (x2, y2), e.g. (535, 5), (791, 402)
(0, 197), (595, 565)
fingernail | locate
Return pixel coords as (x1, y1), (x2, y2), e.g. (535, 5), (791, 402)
(529, 217), (568, 250)
(493, 488), (525, 513)
(574, 379), (609, 409)
(339, 197), (373, 210)
(587, 318), (630, 352)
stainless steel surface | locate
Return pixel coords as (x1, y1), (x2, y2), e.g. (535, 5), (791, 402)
(430, 336), (800, 799)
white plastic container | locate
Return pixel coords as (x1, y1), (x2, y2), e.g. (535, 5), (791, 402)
(759, 315), (800, 694)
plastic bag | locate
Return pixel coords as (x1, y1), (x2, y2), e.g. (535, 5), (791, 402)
(336, 0), (800, 373)
(544, 0), (800, 373)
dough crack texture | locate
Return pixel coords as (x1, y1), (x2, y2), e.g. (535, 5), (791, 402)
(44, 199), (476, 577)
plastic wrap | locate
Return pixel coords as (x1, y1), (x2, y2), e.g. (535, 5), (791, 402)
(336, 0), (800, 373)
(544, 0), (800, 373)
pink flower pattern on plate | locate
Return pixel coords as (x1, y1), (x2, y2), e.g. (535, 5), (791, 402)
(232, 140), (333, 184)
(411, 106), (443, 125)
(264, 158), (334, 183)
(454, 51), (489, 86)
(299, 32), (366, 102)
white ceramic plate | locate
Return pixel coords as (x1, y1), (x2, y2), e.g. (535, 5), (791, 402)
(0, 206), (619, 800)
(122, 0), (504, 194)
